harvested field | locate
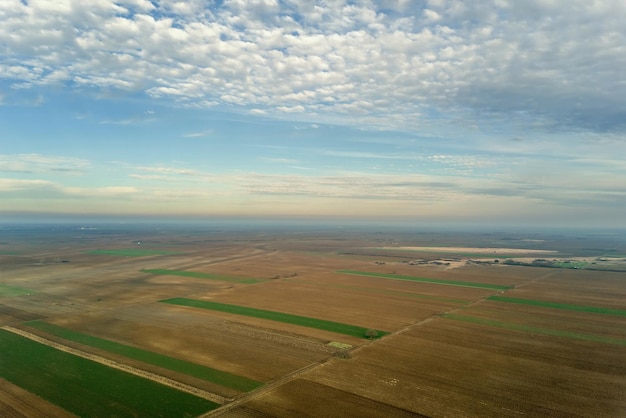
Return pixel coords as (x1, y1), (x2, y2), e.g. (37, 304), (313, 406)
(142, 268), (263, 284)
(338, 269), (513, 290)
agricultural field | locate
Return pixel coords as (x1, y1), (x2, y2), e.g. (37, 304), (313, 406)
(1, 222), (625, 417)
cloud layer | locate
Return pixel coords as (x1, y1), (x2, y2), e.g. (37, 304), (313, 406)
(2, 0), (625, 132)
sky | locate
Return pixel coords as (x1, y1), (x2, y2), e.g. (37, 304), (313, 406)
(1, 0), (625, 228)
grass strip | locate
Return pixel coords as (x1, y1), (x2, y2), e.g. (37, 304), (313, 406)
(87, 248), (180, 257)
(142, 268), (262, 284)
(338, 270), (513, 290)
(487, 295), (626, 317)
(161, 298), (388, 339)
(442, 313), (626, 346)
(0, 329), (218, 417)
(0, 284), (33, 297)
(25, 320), (262, 392)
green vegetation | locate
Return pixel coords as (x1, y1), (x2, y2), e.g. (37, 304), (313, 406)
(328, 341), (352, 349)
(442, 314), (626, 346)
(87, 248), (180, 257)
(161, 298), (389, 339)
(0, 284), (32, 297)
(553, 261), (588, 269)
(487, 295), (626, 317)
(142, 268), (262, 284)
(26, 321), (262, 392)
(0, 329), (218, 417)
(338, 270), (513, 290)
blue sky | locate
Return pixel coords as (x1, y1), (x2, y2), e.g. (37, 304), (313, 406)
(1, 0), (625, 227)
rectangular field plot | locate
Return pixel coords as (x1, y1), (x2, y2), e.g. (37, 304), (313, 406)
(161, 298), (388, 339)
(25, 320), (262, 392)
(142, 268), (262, 284)
(337, 270), (513, 290)
(487, 295), (626, 316)
(0, 329), (218, 418)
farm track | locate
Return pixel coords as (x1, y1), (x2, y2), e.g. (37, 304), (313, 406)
(1, 326), (228, 405)
(204, 269), (561, 416)
(200, 358), (335, 417)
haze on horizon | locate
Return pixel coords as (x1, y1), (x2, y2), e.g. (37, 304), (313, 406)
(1, 1), (625, 228)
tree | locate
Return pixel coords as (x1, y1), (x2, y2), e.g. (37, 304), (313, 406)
(365, 328), (378, 339)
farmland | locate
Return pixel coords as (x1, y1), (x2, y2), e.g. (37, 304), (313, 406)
(1, 222), (625, 417)
(0, 328), (218, 417)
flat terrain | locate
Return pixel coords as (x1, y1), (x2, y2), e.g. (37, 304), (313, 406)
(1, 222), (625, 417)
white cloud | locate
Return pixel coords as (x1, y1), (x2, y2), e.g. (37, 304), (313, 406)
(0, 0), (624, 134)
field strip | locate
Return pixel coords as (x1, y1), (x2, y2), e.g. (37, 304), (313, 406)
(337, 270), (513, 290)
(286, 278), (470, 304)
(376, 246), (558, 254)
(441, 314), (626, 346)
(161, 298), (389, 338)
(142, 268), (262, 284)
(1, 326), (228, 404)
(487, 295), (626, 317)
(24, 320), (262, 392)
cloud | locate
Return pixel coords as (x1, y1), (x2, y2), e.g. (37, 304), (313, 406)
(1, 1), (624, 133)
(183, 129), (214, 138)
(0, 154), (90, 175)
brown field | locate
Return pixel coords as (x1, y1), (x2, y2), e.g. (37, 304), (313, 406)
(1, 223), (625, 417)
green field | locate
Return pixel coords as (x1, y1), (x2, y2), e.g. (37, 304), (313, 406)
(161, 298), (389, 339)
(87, 248), (180, 257)
(142, 268), (262, 284)
(487, 295), (626, 317)
(338, 270), (513, 290)
(26, 320), (262, 392)
(442, 313), (626, 346)
(0, 329), (218, 417)
(0, 284), (33, 297)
